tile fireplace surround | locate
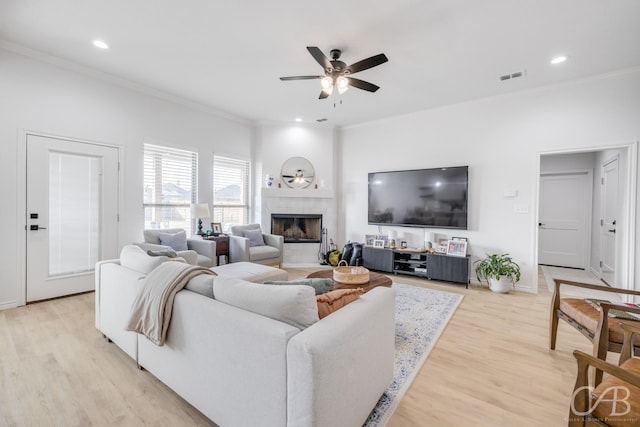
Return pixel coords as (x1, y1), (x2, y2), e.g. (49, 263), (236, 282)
(260, 189), (337, 265)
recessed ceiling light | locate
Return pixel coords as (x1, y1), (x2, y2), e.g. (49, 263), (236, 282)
(93, 40), (109, 49)
(295, 117), (302, 122)
(550, 55), (568, 65)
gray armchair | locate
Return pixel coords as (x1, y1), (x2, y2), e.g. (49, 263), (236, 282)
(135, 228), (217, 267)
(229, 224), (284, 268)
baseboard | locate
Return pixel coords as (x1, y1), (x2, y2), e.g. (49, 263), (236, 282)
(0, 300), (18, 311)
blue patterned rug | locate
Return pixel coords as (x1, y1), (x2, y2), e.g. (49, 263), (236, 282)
(364, 283), (464, 426)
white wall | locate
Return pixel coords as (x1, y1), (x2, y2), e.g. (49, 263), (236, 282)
(0, 47), (252, 308)
(339, 69), (640, 292)
(254, 124), (338, 263)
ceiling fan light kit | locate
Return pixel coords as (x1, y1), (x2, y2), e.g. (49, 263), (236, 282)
(280, 46), (388, 99)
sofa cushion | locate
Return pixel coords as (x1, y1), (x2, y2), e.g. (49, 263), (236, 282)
(213, 276), (319, 329)
(211, 262), (288, 282)
(316, 288), (364, 319)
(120, 245), (170, 275)
(264, 278), (333, 295)
(243, 228), (265, 247)
(158, 230), (189, 251)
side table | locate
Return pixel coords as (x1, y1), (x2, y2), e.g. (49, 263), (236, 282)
(202, 235), (229, 265)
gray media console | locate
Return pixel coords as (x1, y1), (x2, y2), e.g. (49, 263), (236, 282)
(362, 246), (469, 287)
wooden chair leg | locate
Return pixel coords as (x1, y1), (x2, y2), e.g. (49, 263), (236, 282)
(550, 309), (559, 350)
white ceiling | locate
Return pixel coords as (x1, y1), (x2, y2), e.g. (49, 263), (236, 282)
(2, 0), (640, 127)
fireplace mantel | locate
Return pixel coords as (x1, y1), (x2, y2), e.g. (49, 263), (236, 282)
(261, 187), (334, 198)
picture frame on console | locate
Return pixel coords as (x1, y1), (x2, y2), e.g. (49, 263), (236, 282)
(211, 222), (222, 235)
(446, 240), (467, 257)
(451, 236), (467, 242)
(373, 239), (386, 249)
(365, 234), (376, 246)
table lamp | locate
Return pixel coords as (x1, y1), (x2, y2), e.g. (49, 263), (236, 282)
(191, 203), (210, 235)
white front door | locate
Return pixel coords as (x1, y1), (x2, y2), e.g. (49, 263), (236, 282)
(538, 172), (590, 268)
(601, 156), (619, 286)
(26, 134), (119, 302)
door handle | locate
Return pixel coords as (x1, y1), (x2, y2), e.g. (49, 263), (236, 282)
(29, 225), (47, 231)
(538, 222), (545, 227)
(608, 229), (616, 233)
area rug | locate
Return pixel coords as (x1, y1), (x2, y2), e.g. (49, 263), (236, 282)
(363, 283), (464, 426)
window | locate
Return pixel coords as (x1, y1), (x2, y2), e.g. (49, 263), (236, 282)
(213, 155), (250, 230)
(143, 143), (197, 233)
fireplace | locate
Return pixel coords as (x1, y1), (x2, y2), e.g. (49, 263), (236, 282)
(271, 214), (322, 243)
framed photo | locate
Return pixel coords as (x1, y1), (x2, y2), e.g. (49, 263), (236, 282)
(373, 239), (386, 249)
(211, 222), (223, 234)
(451, 236), (467, 242)
(375, 234), (389, 244)
(365, 234), (376, 246)
(435, 245), (447, 254)
(446, 240), (467, 257)
(438, 237), (449, 246)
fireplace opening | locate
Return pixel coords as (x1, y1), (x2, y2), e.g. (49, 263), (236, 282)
(271, 214), (322, 243)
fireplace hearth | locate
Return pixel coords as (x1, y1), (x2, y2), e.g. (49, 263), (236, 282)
(271, 214), (322, 243)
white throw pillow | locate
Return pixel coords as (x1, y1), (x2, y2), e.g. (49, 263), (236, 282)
(120, 245), (169, 274)
(214, 276), (319, 329)
(158, 230), (189, 251)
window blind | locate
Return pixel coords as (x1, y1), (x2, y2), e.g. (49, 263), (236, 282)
(213, 155), (250, 229)
(143, 143), (198, 232)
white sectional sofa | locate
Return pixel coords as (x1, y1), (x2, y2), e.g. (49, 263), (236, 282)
(95, 246), (396, 427)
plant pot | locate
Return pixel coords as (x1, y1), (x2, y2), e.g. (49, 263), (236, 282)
(489, 276), (512, 293)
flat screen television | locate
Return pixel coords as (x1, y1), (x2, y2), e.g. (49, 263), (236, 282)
(368, 166), (468, 229)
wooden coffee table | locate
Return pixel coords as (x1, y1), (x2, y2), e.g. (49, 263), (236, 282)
(307, 269), (392, 293)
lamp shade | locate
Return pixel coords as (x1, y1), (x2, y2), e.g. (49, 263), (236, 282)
(191, 203), (210, 218)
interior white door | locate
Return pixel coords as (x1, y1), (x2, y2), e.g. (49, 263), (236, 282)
(601, 157), (618, 286)
(26, 134), (119, 302)
(538, 172), (590, 268)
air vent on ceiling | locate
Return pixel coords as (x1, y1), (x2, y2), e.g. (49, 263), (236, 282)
(499, 70), (526, 81)
(316, 118), (328, 122)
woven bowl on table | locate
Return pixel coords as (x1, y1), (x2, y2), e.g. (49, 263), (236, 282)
(333, 260), (370, 284)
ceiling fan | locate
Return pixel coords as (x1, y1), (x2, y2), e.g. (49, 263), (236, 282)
(280, 46), (388, 99)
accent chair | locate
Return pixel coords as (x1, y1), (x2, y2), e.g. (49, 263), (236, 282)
(228, 224), (284, 268)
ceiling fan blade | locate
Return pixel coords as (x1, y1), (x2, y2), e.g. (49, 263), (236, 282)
(319, 90), (330, 99)
(347, 53), (388, 74)
(347, 77), (380, 92)
(280, 75), (323, 81)
(307, 46), (332, 71)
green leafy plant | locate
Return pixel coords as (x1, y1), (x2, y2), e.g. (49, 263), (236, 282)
(474, 253), (521, 286)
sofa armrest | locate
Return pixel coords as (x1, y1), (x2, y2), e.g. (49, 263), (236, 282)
(263, 233), (284, 250)
(228, 235), (250, 263)
(187, 238), (216, 260)
(134, 242), (170, 252)
(286, 286), (396, 427)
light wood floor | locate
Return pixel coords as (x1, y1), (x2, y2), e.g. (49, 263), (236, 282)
(0, 267), (605, 426)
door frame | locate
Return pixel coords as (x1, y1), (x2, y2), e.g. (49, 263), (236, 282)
(534, 141), (637, 291)
(16, 130), (122, 306)
(538, 169), (593, 269)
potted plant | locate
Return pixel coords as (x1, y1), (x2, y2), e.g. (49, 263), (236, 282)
(474, 253), (521, 293)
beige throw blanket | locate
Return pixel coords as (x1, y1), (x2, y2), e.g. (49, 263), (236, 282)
(125, 262), (217, 346)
